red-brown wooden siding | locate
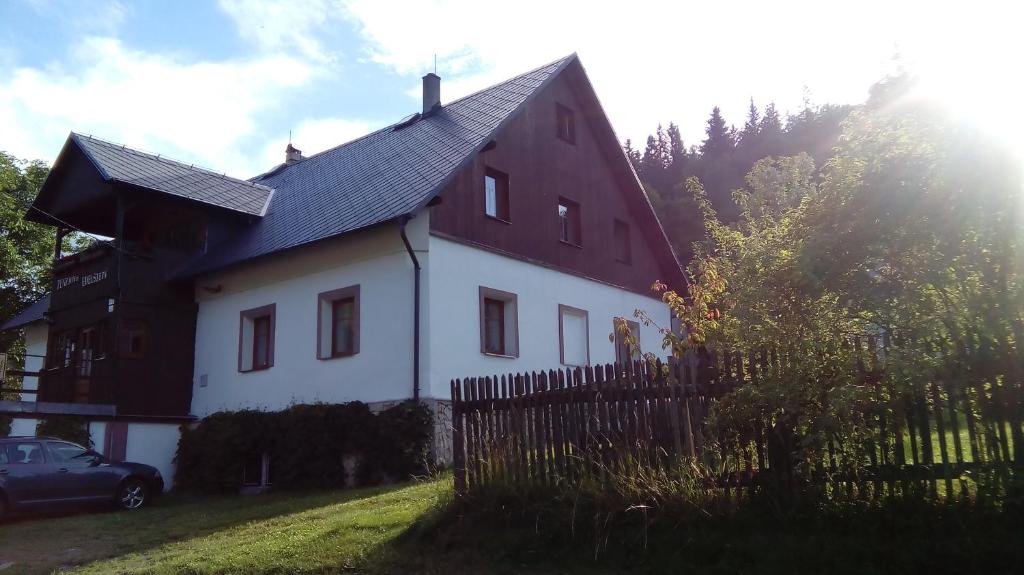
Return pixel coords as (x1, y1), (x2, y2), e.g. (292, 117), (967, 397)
(429, 68), (674, 296)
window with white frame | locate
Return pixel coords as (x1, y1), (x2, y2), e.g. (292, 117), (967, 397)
(559, 305), (589, 367)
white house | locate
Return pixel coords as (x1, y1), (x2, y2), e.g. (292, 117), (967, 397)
(0, 54), (687, 486)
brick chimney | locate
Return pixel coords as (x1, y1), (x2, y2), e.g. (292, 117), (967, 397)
(285, 143), (303, 165)
(422, 72), (441, 115)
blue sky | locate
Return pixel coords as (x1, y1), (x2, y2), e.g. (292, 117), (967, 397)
(0, 0), (1018, 178)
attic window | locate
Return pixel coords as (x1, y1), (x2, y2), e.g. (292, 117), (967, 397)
(558, 197), (581, 246)
(484, 168), (511, 222)
(556, 104), (576, 144)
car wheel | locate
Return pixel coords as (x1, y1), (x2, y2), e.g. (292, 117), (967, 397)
(116, 479), (149, 510)
(0, 494), (7, 522)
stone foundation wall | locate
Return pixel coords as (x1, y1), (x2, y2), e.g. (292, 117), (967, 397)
(367, 398), (453, 467)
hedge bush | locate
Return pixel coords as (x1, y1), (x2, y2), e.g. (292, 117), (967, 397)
(174, 400), (432, 492)
(36, 417), (92, 446)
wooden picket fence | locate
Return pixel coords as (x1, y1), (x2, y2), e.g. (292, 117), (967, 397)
(450, 348), (1022, 499)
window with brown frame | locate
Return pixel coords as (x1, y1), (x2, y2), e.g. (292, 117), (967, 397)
(558, 197), (581, 246)
(479, 286), (519, 357)
(239, 304), (275, 372)
(614, 219), (632, 263)
(317, 285), (360, 359)
(558, 304), (589, 367)
(484, 168), (510, 222)
(613, 318), (641, 365)
(556, 104), (576, 143)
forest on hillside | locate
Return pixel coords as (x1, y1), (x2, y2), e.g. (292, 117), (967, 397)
(625, 98), (852, 260)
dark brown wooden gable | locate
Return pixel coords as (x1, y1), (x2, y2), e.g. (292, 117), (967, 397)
(429, 64), (683, 296)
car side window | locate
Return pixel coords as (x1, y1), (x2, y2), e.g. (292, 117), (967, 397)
(5, 442), (45, 465)
(47, 441), (90, 465)
(0, 446), (7, 465)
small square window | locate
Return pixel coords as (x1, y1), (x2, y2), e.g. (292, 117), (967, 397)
(484, 168), (511, 222)
(239, 304), (275, 372)
(614, 219), (631, 263)
(556, 104), (576, 143)
(318, 285), (360, 359)
(558, 197), (582, 246)
(479, 286), (519, 357)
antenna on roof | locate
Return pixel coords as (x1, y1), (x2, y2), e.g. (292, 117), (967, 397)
(288, 129), (292, 145)
(433, 53), (436, 74)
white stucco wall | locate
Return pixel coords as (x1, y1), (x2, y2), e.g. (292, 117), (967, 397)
(22, 322), (47, 400)
(5, 323), (47, 437)
(426, 235), (673, 399)
(124, 423), (180, 490)
(190, 216), (430, 416)
(9, 418), (38, 437)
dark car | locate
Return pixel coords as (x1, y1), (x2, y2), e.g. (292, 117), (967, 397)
(0, 436), (163, 519)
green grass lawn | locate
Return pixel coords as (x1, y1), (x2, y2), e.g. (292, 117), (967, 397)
(1, 476), (1020, 574)
(0, 480), (448, 574)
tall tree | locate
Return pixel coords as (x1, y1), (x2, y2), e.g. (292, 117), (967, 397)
(623, 139), (642, 170)
(699, 106), (734, 157)
(666, 122), (686, 165)
(1, 153), (52, 334)
(1, 153), (52, 435)
(738, 98), (760, 149)
(758, 102), (783, 151)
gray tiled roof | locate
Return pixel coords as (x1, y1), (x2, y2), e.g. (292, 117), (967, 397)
(0, 294), (50, 332)
(73, 134), (274, 216)
(181, 54), (576, 277)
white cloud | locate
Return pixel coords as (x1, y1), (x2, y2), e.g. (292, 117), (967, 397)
(256, 116), (376, 170)
(218, 0), (347, 63)
(341, 0), (1022, 147)
(0, 36), (315, 176)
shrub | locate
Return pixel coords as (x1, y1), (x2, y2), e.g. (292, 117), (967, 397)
(36, 417), (92, 446)
(175, 400), (432, 492)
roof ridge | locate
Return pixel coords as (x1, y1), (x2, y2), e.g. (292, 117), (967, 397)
(442, 53), (577, 109)
(249, 53), (577, 181)
(71, 132), (274, 192)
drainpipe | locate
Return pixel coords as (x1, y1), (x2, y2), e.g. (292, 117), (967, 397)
(399, 215), (421, 403)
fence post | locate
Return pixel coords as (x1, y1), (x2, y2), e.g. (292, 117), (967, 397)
(452, 379), (466, 494)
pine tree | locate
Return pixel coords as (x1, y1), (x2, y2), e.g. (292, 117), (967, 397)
(667, 122), (685, 165)
(739, 98), (760, 148)
(640, 135), (660, 180)
(758, 102), (784, 156)
(759, 102), (783, 137)
(623, 139), (642, 169)
(699, 106), (734, 157)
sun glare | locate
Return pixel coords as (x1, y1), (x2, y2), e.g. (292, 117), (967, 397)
(901, 15), (1024, 161)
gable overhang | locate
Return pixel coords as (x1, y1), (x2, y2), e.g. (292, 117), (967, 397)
(26, 134), (118, 235)
(26, 134), (267, 236)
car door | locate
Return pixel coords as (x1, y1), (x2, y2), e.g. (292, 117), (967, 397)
(0, 441), (63, 506)
(45, 441), (122, 502)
